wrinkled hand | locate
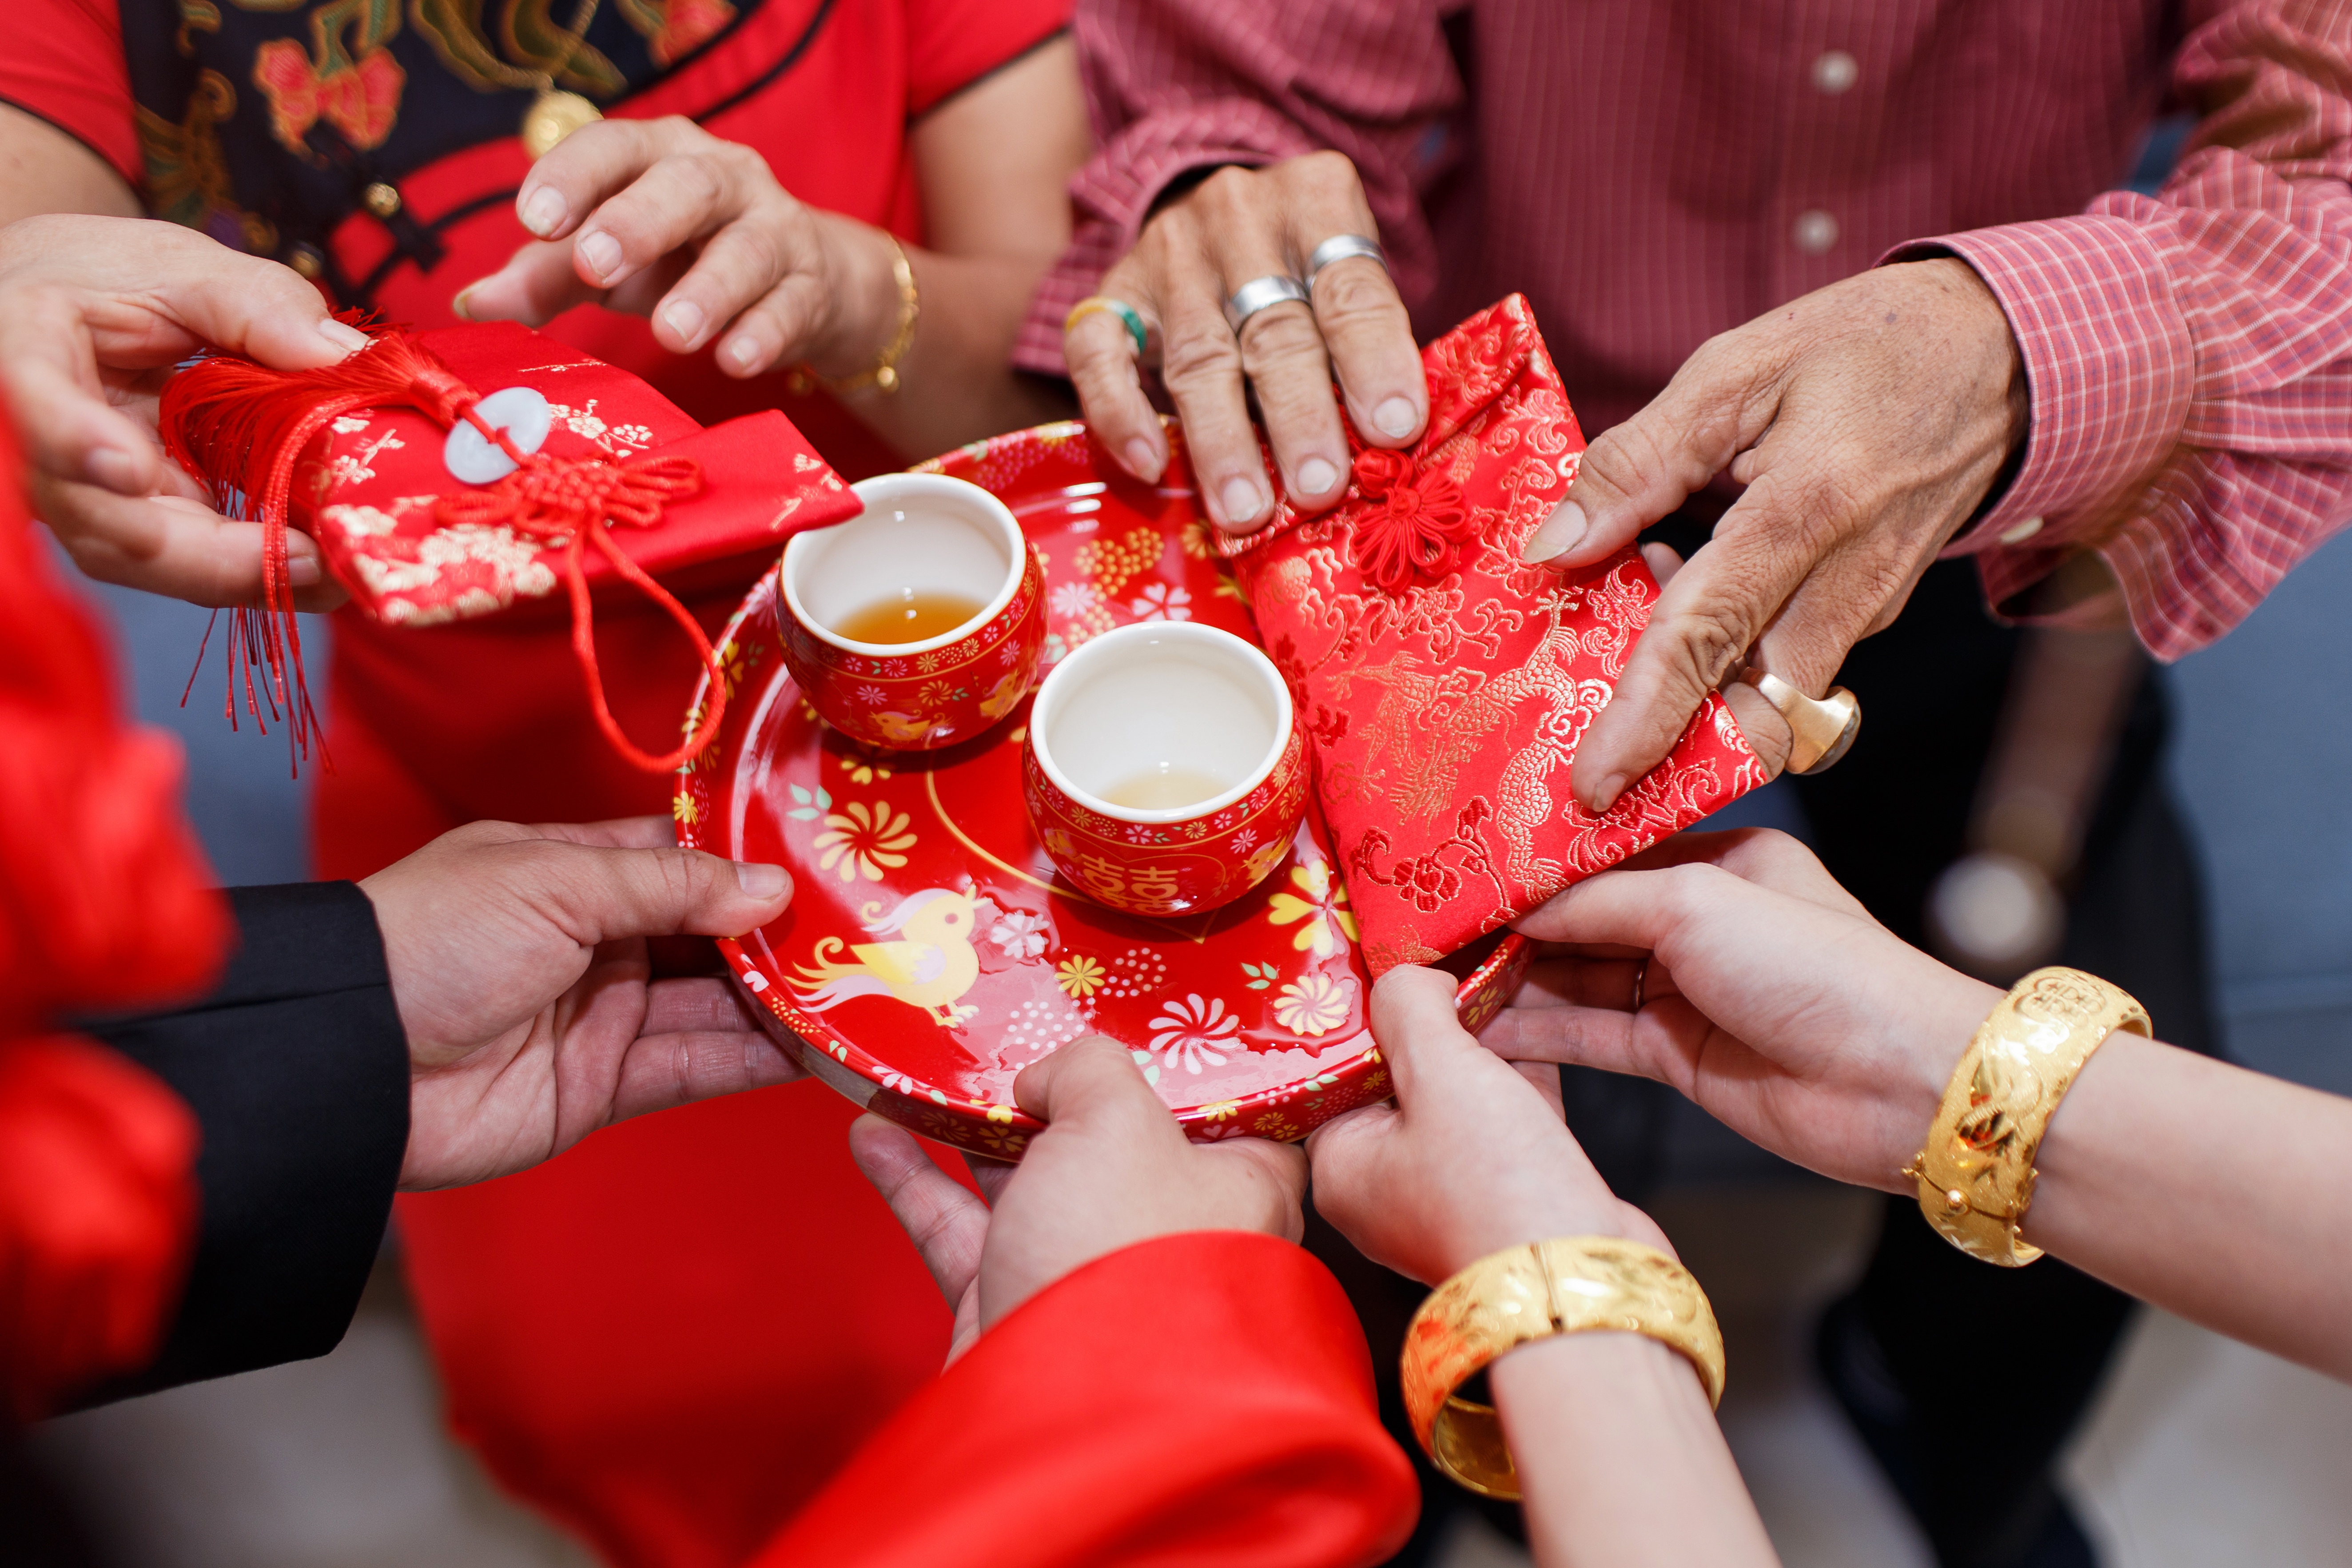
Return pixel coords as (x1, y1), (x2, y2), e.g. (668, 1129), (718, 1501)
(0, 214), (368, 610)
(459, 116), (891, 381)
(849, 1037), (1306, 1360)
(1524, 258), (2026, 812)
(1065, 154), (1426, 530)
(1308, 967), (1664, 1284)
(1487, 828), (2000, 1192)
(360, 817), (800, 1189)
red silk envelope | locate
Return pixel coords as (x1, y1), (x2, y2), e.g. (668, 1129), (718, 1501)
(1220, 296), (1767, 974)
(295, 322), (859, 629)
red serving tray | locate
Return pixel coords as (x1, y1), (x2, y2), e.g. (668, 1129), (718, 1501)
(675, 421), (1530, 1160)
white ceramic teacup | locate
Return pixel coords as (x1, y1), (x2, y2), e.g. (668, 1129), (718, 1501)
(1021, 622), (1310, 916)
(778, 473), (1045, 750)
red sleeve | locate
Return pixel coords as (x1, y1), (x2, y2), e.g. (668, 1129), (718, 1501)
(902, 0), (1071, 118)
(0, 0), (139, 190)
(751, 1230), (1418, 1568)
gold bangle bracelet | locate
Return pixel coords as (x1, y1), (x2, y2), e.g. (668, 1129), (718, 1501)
(1904, 965), (2151, 1266)
(788, 234), (918, 397)
(1401, 1236), (1724, 1500)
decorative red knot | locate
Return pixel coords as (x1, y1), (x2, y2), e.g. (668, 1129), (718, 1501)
(434, 449), (704, 540)
(1348, 446), (1473, 594)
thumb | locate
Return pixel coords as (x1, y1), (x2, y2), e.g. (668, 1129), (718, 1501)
(148, 240), (371, 371)
(541, 842), (792, 944)
(1011, 1035), (1173, 1133)
(1520, 349), (1767, 570)
(1365, 965), (1481, 1106)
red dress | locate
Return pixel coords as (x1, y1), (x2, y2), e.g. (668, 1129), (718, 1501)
(5, 3), (1068, 1561)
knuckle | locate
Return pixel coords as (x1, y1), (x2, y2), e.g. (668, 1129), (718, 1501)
(1235, 304), (1325, 370)
(1158, 326), (1244, 394)
(1287, 148), (1362, 194)
(1313, 264), (1404, 326)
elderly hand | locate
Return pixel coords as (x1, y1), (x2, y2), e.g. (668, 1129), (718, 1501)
(458, 116), (901, 383)
(0, 214), (369, 611)
(1308, 967), (1664, 1284)
(1486, 828), (2000, 1192)
(360, 816), (801, 1190)
(849, 1037), (1306, 1360)
(1063, 154), (1426, 531)
(1526, 258), (2026, 813)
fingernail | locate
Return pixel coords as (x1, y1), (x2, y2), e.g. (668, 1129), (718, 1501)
(451, 287), (477, 322)
(1588, 774), (1625, 815)
(661, 298), (706, 346)
(1373, 396), (1418, 439)
(519, 184), (567, 238)
(734, 861), (790, 899)
(1522, 500), (1587, 564)
(1123, 438), (1161, 480)
(1296, 456), (1340, 497)
(726, 335), (761, 371)
(576, 230), (621, 283)
(317, 317), (371, 354)
(286, 552), (322, 587)
(1219, 477), (1264, 525)
(85, 446), (139, 493)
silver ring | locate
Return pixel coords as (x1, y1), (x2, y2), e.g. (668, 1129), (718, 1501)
(1223, 274), (1310, 334)
(1304, 234), (1388, 294)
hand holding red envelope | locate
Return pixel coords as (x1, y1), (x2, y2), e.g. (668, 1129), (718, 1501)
(1219, 296), (1767, 973)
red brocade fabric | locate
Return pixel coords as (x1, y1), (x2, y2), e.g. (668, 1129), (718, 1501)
(751, 1232), (1418, 1568)
(0, 415), (217, 1418)
(1221, 298), (1766, 972)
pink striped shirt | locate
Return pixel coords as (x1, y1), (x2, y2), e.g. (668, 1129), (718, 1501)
(1017, 0), (2352, 659)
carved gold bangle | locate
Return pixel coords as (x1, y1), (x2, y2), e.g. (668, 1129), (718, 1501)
(789, 234), (919, 396)
(1401, 1236), (1724, 1500)
(1904, 965), (2151, 1267)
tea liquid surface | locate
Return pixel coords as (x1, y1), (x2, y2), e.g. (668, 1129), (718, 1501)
(1099, 765), (1232, 812)
(832, 590), (987, 645)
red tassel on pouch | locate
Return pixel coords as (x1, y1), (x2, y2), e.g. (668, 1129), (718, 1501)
(159, 320), (728, 775)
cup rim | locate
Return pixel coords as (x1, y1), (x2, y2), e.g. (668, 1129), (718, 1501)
(1029, 621), (1295, 825)
(781, 472), (1028, 658)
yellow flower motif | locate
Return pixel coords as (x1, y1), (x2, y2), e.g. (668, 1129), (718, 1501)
(837, 745), (895, 786)
(1266, 859), (1357, 957)
(1200, 1100), (1241, 1122)
(1273, 973), (1354, 1036)
(672, 792), (699, 825)
(1251, 1113), (1301, 1142)
(982, 1102), (1016, 1124)
(1055, 955), (1104, 998)
(812, 800), (917, 882)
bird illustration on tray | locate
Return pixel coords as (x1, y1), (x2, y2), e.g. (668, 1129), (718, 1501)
(789, 887), (998, 1027)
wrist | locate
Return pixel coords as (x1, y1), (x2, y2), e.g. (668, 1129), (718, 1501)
(1874, 970), (2007, 1191)
(1434, 1198), (1633, 1281)
(805, 216), (903, 380)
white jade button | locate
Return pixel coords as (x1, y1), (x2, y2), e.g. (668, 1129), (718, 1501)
(443, 386), (553, 483)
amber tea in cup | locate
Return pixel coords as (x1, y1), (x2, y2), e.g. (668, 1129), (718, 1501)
(779, 472), (1045, 750)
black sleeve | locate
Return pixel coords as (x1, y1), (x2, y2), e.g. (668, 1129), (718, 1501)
(76, 882), (410, 1401)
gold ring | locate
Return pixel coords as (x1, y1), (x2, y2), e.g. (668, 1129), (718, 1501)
(1063, 296), (1149, 357)
(1735, 667), (1859, 775)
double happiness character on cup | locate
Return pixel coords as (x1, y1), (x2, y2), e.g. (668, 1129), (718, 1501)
(780, 473), (1047, 750)
(1022, 623), (1310, 917)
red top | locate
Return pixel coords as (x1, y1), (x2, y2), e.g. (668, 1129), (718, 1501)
(757, 1231), (1419, 1568)
(1029, 0), (2352, 660)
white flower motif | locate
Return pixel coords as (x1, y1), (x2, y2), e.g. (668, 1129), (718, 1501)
(1228, 827), (1259, 856)
(1273, 972), (1356, 1037)
(608, 422), (654, 450)
(855, 684), (888, 706)
(1051, 581), (1101, 618)
(332, 415), (372, 434)
(1129, 582), (1193, 621)
(987, 909), (1050, 961)
(1147, 993), (1242, 1075)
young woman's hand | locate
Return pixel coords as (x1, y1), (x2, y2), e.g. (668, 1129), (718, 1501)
(1487, 828), (2000, 1193)
(0, 212), (366, 610)
(849, 1038), (1306, 1361)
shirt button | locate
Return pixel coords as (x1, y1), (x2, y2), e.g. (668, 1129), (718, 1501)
(1812, 50), (1859, 95)
(1999, 516), (2046, 545)
(1792, 210), (1839, 253)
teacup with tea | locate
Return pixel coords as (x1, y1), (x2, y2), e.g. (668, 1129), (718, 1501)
(1022, 622), (1310, 917)
(780, 472), (1046, 750)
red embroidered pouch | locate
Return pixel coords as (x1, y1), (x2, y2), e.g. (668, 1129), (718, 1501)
(1219, 296), (1767, 974)
(160, 320), (860, 772)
